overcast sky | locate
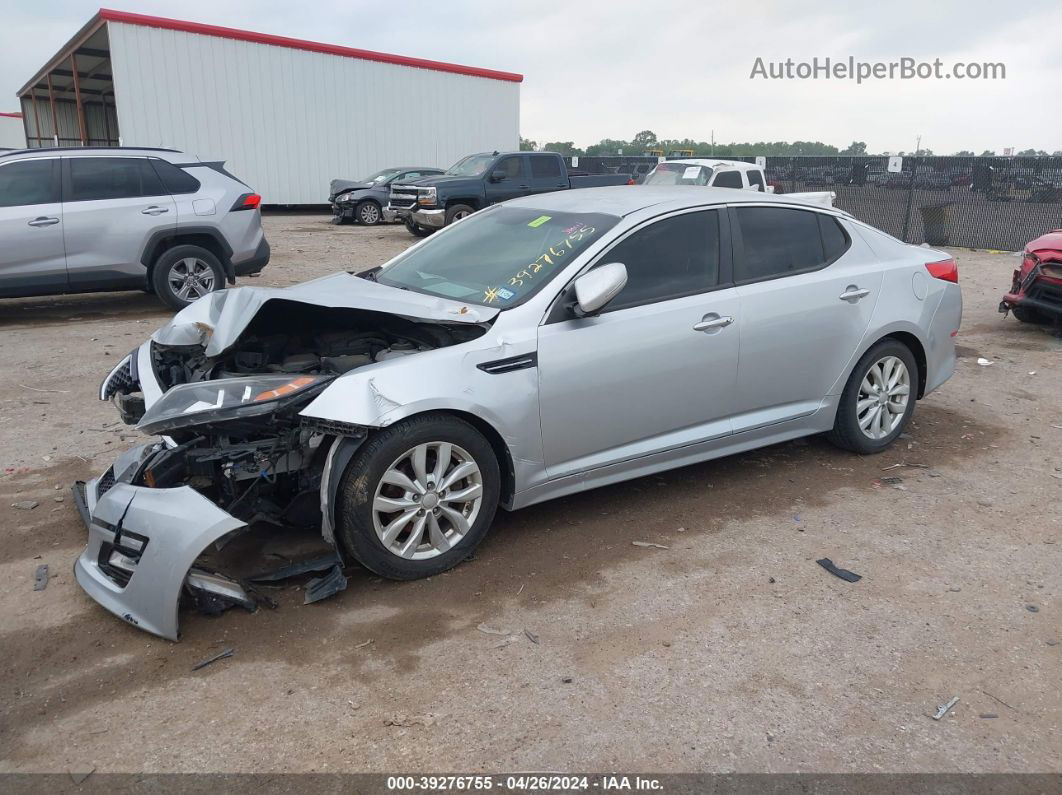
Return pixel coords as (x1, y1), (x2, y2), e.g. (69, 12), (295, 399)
(3, 0), (1060, 154)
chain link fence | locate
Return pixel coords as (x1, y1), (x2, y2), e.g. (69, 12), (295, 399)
(564, 155), (1062, 251)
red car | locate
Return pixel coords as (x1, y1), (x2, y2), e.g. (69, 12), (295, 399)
(1000, 229), (1062, 323)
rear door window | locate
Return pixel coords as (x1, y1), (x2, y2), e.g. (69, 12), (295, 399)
(712, 170), (744, 188)
(0, 159), (60, 207)
(747, 171), (766, 191)
(530, 156), (562, 180)
(735, 206), (841, 282)
(68, 157), (166, 201)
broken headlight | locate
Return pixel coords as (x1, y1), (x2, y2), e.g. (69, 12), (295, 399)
(136, 375), (333, 435)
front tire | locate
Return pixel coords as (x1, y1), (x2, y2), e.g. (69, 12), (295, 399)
(337, 413), (500, 580)
(151, 245), (225, 310)
(827, 339), (918, 454)
(356, 200), (382, 225)
(1012, 305), (1048, 324)
(444, 203), (475, 225)
(405, 219), (434, 238)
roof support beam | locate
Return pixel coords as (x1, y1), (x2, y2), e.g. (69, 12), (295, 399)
(46, 73), (59, 146)
(70, 53), (89, 144)
(30, 93), (44, 147)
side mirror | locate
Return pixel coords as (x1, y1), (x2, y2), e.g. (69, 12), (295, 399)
(573, 262), (627, 316)
(489, 170), (507, 183)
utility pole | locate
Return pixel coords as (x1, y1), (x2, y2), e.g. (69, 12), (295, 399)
(915, 134), (922, 156)
(710, 129), (715, 156)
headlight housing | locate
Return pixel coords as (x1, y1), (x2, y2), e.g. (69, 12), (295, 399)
(136, 375), (332, 435)
(337, 191), (355, 204)
(417, 187), (437, 206)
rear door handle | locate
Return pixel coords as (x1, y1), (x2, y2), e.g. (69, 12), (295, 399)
(839, 286), (870, 301)
(141, 206), (169, 216)
(28, 216), (59, 227)
(693, 314), (734, 332)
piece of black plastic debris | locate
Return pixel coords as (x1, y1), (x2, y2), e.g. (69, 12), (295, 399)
(248, 553), (340, 583)
(979, 713), (999, 719)
(816, 558), (862, 583)
(304, 564), (348, 604)
(1026, 605), (1040, 613)
(561, 677), (573, 684)
(33, 564), (49, 591)
(192, 647), (234, 671)
(524, 629), (540, 644)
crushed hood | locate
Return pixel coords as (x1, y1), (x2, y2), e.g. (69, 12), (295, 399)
(1027, 229), (1062, 262)
(152, 272), (498, 357)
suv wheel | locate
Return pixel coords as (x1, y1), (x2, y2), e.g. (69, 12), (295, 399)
(356, 200), (382, 225)
(151, 245), (225, 310)
(445, 204), (475, 225)
(337, 413), (500, 580)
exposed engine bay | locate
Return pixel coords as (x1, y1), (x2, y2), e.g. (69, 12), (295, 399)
(81, 286), (492, 640)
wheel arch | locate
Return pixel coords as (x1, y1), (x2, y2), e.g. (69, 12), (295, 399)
(142, 227), (235, 285)
(882, 331), (928, 399)
(445, 198), (481, 212)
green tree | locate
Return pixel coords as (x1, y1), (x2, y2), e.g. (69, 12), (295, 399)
(980, 150), (996, 157)
(631, 130), (658, 151)
(541, 141), (582, 156)
(953, 150), (975, 156)
(585, 138), (631, 156)
(519, 137), (538, 151)
(840, 141), (868, 156)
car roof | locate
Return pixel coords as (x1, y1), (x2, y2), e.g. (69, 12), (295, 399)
(504, 185), (843, 217)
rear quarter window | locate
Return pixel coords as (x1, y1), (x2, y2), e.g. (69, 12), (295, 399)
(150, 159), (201, 194)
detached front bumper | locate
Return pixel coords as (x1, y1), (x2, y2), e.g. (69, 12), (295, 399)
(411, 208), (446, 229)
(73, 443), (249, 641)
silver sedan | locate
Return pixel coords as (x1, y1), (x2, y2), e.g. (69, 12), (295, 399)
(82, 186), (961, 638)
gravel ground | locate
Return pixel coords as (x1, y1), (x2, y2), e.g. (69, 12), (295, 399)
(0, 212), (1059, 773)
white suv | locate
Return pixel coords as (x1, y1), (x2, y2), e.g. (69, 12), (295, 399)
(0, 147), (270, 309)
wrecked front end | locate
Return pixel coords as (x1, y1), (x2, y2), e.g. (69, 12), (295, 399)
(999, 230), (1062, 322)
(77, 279), (491, 640)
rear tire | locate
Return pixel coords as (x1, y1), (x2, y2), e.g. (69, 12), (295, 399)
(151, 245), (225, 311)
(356, 200), (382, 226)
(827, 339), (919, 454)
(337, 413), (500, 581)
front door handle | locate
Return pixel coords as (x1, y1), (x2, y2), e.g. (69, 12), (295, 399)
(839, 286), (870, 302)
(28, 216), (59, 227)
(141, 206), (169, 216)
(693, 314), (734, 332)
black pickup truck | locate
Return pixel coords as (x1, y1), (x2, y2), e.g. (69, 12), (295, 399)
(388, 151), (632, 237)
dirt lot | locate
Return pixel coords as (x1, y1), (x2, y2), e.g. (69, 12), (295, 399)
(0, 212), (1059, 774)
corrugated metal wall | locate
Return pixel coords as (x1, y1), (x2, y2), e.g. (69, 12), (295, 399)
(106, 22), (520, 204)
(19, 97), (118, 146)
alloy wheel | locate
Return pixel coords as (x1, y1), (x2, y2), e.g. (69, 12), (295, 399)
(371, 442), (484, 559)
(857, 355), (910, 439)
(359, 203), (380, 224)
(167, 258), (216, 302)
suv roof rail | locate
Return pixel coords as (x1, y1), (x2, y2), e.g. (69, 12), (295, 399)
(0, 146), (182, 157)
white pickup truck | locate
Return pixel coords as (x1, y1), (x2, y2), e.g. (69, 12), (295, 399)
(643, 158), (835, 207)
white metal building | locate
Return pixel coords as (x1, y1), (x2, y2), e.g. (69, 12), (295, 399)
(0, 112), (26, 149)
(16, 9), (522, 203)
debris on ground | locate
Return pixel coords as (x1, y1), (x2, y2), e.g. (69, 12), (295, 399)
(477, 623), (509, 636)
(882, 462), (930, 471)
(632, 541), (669, 549)
(979, 713), (999, 719)
(192, 647), (234, 671)
(524, 629), (540, 644)
(384, 713), (439, 727)
(816, 558), (862, 583)
(354, 639), (374, 649)
(248, 553), (341, 583)
(33, 564), (49, 591)
(881, 476), (904, 486)
(932, 695), (960, 720)
(12, 500), (39, 510)
(977, 358), (993, 366)
(1026, 605), (1040, 613)
(303, 564), (348, 605)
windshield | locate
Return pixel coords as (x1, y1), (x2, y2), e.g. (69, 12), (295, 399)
(446, 154), (497, 177)
(360, 168), (402, 184)
(644, 163), (713, 186)
(377, 207), (620, 307)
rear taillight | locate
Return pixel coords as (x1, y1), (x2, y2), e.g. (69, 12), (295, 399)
(231, 193), (261, 211)
(925, 257), (958, 283)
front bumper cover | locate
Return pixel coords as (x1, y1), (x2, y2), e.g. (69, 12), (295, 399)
(411, 208), (446, 229)
(73, 443), (248, 640)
